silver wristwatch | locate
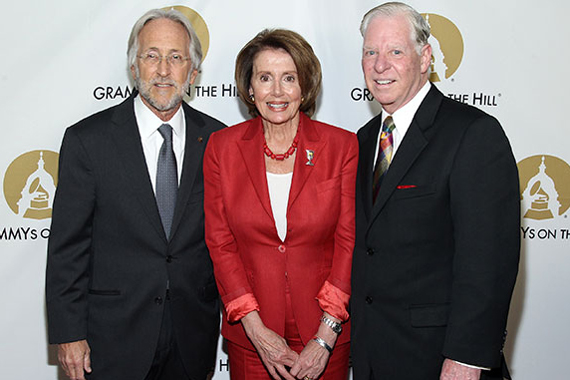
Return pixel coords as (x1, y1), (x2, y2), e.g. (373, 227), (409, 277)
(321, 315), (342, 334)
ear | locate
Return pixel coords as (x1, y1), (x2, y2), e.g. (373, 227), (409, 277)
(189, 69), (198, 85)
(420, 44), (432, 74)
(130, 64), (137, 81)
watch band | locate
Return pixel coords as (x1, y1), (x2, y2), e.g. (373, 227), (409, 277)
(321, 315), (342, 334)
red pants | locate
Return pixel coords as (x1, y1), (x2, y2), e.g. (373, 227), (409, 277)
(227, 288), (350, 380)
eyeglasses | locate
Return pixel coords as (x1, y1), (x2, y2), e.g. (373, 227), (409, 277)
(137, 52), (190, 67)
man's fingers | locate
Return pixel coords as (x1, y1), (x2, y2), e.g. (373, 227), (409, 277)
(83, 351), (92, 373)
(65, 363), (85, 380)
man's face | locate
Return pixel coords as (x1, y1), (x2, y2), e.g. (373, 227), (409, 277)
(131, 18), (197, 119)
(362, 14), (431, 114)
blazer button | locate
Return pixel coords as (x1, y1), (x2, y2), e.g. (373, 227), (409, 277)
(154, 296), (163, 305)
(166, 255), (173, 263)
(365, 296), (373, 304)
(278, 244), (286, 253)
(367, 248), (375, 256)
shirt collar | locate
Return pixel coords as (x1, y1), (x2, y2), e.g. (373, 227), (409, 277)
(381, 81), (431, 136)
(134, 94), (185, 140)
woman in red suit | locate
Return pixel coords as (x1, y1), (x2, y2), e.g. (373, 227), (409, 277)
(204, 29), (357, 380)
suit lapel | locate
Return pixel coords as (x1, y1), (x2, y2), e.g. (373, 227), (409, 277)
(109, 96), (166, 241)
(358, 114), (382, 222)
(169, 103), (206, 239)
(236, 117), (274, 220)
(370, 122), (428, 216)
(368, 85), (443, 228)
(288, 113), (325, 210)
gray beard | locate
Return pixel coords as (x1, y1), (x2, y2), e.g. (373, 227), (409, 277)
(133, 65), (192, 112)
(136, 77), (186, 112)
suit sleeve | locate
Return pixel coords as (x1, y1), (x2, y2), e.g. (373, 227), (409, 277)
(203, 132), (259, 322)
(316, 133), (359, 322)
(443, 115), (520, 367)
(46, 127), (96, 344)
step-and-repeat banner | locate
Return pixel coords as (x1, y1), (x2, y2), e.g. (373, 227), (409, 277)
(1, 1), (568, 379)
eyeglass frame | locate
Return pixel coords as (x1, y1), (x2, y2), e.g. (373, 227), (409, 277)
(137, 51), (191, 67)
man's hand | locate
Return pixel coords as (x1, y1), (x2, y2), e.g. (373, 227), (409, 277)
(58, 340), (92, 380)
(440, 358), (481, 380)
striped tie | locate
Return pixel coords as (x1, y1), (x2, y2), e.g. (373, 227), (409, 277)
(372, 116), (395, 203)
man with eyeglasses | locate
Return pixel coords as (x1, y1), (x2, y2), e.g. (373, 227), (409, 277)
(46, 8), (225, 380)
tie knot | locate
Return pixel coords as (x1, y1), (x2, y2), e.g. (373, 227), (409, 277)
(380, 116), (395, 139)
(158, 124), (173, 142)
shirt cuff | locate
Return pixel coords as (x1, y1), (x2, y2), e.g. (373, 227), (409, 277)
(316, 280), (350, 322)
(453, 360), (491, 371)
(224, 293), (260, 323)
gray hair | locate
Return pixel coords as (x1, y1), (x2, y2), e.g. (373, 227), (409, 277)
(360, 2), (430, 54)
(127, 8), (203, 73)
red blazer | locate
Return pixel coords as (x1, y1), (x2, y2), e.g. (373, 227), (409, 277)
(204, 113), (358, 349)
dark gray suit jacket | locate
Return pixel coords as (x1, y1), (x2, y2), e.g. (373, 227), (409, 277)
(351, 85), (520, 379)
(46, 94), (225, 380)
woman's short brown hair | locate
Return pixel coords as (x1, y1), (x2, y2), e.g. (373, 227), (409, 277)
(235, 29), (322, 118)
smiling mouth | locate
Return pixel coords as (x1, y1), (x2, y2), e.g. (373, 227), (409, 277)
(267, 102), (288, 109)
(375, 80), (394, 85)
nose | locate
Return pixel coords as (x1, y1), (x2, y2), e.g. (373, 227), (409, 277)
(271, 80), (284, 96)
(156, 57), (171, 76)
(373, 54), (389, 73)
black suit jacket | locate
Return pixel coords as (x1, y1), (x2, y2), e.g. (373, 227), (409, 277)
(46, 94), (225, 380)
(351, 85), (520, 379)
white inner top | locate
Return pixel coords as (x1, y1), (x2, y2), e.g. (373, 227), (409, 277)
(266, 171), (293, 242)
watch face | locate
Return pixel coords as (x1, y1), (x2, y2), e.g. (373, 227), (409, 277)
(322, 316), (342, 333)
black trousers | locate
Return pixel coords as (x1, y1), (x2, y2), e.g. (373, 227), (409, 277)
(144, 296), (190, 380)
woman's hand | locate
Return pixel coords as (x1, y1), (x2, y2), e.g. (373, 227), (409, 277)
(241, 311), (299, 380)
(290, 313), (340, 380)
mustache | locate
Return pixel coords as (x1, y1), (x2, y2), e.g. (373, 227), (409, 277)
(149, 77), (178, 87)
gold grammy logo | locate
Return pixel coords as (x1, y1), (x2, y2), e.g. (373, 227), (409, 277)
(518, 155), (570, 220)
(3, 150), (59, 220)
(163, 5), (210, 63)
(421, 13), (464, 83)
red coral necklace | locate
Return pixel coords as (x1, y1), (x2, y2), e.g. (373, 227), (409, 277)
(263, 131), (299, 161)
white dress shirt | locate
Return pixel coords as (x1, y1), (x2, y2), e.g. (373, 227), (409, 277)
(133, 95), (185, 192)
(373, 81), (431, 162)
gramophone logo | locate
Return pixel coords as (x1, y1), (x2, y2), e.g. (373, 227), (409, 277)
(518, 155), (570, 220)
(163, 5), (210, 62)
(421, 13), (464, 83)
(3, 150), (59, 220)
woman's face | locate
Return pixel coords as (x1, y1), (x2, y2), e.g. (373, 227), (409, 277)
(249, 48), (302, 128)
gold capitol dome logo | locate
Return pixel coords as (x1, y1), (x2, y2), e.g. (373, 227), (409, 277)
(3, 150), (59, 220)
(421, 13), (464, 83)
(163, 5), (210, 62)
(518, 155), (570, 220)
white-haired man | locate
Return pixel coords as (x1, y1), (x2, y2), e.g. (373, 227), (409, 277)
(351, 3), (520, 379)
(46, 8), (225, 380)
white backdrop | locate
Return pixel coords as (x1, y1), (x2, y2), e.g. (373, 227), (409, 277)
(1, 1), (569, 379)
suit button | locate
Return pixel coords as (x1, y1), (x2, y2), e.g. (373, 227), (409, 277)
(166, 255), (173, 263)
(154, 297), (163, 305)
(278, 245), (286, 253)
(365, 296), (373, 304)
(367, 248), (375, 256)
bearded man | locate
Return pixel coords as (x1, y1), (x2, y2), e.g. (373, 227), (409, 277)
(46, 8), (225, 380)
